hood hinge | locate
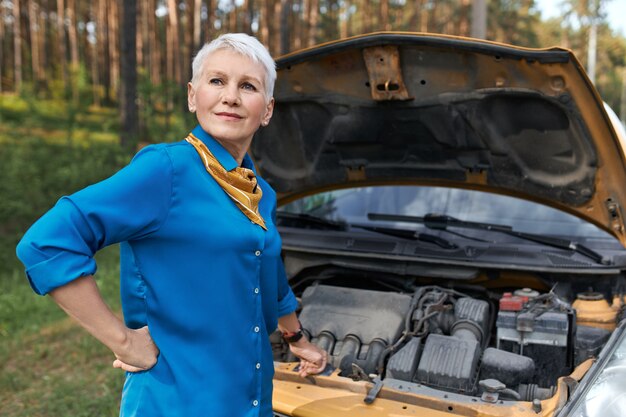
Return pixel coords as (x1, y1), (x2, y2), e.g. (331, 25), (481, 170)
(363, 46), (413, 102)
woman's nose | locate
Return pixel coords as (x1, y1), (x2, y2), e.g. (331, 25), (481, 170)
(221, 84), (241, 106)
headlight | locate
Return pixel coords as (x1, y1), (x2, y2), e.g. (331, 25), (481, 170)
(559, 321), (626, 417)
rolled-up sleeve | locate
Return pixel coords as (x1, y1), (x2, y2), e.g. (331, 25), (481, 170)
(16, 146), (173, 295)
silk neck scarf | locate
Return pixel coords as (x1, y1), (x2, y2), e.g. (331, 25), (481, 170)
(186, 133), (267, 230)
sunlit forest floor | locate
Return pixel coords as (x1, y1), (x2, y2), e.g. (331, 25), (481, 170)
(0, 93), (192, 416)
(0, 247), (123, 417)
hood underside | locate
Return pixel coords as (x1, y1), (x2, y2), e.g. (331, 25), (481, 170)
(250, 33), (626, 245)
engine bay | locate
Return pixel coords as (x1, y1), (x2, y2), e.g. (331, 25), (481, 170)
(272, 269), (625, 406)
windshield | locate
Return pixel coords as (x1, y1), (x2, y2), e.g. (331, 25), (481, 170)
(279, 186), (613, 240)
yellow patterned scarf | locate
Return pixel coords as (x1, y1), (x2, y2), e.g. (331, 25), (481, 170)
(186, 134), (267, 230)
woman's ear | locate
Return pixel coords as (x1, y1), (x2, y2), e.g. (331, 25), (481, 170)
(187, 83), (196, 113)
(262, 97), (275, 126)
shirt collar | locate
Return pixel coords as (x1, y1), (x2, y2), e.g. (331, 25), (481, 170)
(191, 125), (256, 173)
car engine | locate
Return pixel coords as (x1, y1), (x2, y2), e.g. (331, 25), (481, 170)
(272, 279), (618, 403)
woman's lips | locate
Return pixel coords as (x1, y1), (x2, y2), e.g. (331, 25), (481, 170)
(215, 112), (243, 121)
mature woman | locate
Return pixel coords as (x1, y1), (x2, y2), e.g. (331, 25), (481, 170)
(16, 33), (327, 417)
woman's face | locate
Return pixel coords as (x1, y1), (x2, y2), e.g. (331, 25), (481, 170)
(187, 49), (274, 147)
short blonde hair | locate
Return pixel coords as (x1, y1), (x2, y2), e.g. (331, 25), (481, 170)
(191, 33), (277, 100)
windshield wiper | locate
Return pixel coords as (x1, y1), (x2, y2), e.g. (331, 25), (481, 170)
(275, 211), (346, 230)
(276, 212), (458, 249)
(367, 212), (608, 265)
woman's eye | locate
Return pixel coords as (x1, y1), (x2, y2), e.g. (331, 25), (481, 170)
(209, 78), (223, 85)
(241, 82), (257, 91)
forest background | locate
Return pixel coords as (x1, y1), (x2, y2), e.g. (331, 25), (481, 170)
(1, 0), (626, 415)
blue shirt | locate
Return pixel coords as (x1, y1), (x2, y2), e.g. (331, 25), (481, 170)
(16, 125), (299, 417)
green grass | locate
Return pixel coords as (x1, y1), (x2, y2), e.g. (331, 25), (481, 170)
(0, 246), (124, 417)
(0, 92), (194, 416)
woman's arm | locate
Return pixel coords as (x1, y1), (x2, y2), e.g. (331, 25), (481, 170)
(50, 275), (159, 372)
(278, 311), (328, 377)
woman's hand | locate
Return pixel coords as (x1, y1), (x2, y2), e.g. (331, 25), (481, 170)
(112, 326), (160, 373)
(288, 339), (328, 377)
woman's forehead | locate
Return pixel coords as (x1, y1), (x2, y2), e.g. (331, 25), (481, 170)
(201, 49), (266, 80)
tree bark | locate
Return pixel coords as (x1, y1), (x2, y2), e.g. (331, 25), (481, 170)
(120, 0), (138, 149)
(193, 0), (202, 52)
(280, 0), (290, 54)
(204, 0), (216, 43)
(339, 0), (347, 39)
(298, 0), (309, 50)
(380, 0), (390, 31)
(28, 0), (43, 90)
(308, 0), (318, 46)
(90, 1), (100, 106)
(97, 0), (111, 102)
(66, 0), (79, 102)
(246, 0), (254, 35)
(108, 0), (120, 101)
(167, 0), (182, 86)
(14, 0), (23, 90)
(0, 2), (4, 92)
(147, 0), (161, 84)
(272, 0), (283, 56)
(136, 0), (143, 69)
(259, 0), (269, 46)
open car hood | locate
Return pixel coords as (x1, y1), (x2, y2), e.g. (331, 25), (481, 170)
(250, 32), (626, 246)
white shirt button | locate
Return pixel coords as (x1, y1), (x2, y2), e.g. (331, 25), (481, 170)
(254, 326), (260, 333)
(256, 363), (261, 369)
(255, 250), (261, 256)
(252, 400), (259, 407)
(254, 288), (259, 294)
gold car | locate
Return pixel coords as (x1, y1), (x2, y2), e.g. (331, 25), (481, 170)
(251, 32), (626, 417)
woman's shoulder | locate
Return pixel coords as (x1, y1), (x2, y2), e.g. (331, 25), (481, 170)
(131, 140), (194, 167)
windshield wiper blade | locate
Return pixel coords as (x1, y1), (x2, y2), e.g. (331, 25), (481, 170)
(353, 224), (458, 249)
(276, 211), (346, 230)
(368, 212), (608, 265)
(276, 212), (457, 249)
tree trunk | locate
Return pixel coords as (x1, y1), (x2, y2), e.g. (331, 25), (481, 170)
(167, 0), (182, 86)
(120, 0), (138, 149)
(193, 0), (202, 51)
(136, 0), (143, 68)
(280, 0), (290, 54)
(88, 1), (99, 106)
(259, 0), (269, 46)
(298, 0), (309, 50)
(204, 0), (215, 43)
(0, 2), (4, 92)
(380, 0), (389, 31)
(28, 0), (41, 90)
(108, 0), (120, 101)
(308, 0), (318, 46)
(471, 0), (487, 39)
(14, 0), (23, 90)
(182, 0), (193, 85)
(66, 0), (79, 102)
(56, 0), (67, 90)
(39, 0), (49, 90)
(147, 0), (160, 84)
(339, 0), (347, 39)
(246, 0), (254, 35)
(271, 0), (282, 56)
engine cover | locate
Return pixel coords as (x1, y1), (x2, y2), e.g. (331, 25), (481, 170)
(298, 285), (413, 372)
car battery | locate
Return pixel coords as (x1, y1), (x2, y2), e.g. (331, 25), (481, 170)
(496, 293), (575, 387)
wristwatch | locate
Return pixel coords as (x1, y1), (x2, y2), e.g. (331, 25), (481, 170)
(281, 321), (305, 344)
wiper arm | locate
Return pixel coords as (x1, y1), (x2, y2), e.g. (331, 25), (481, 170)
(353, 224), (458, 249)
(276, 211), (346, 230)
(276, 212), (457, 249)
(368, 212), (608, 265)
